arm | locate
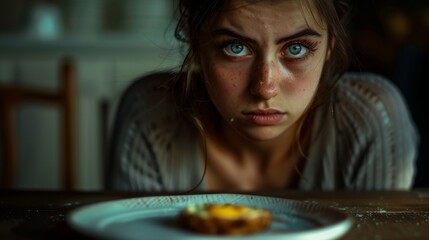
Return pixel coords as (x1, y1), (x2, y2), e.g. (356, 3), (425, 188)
(335, 72), (419, 189)
(107, 72), (176, 191)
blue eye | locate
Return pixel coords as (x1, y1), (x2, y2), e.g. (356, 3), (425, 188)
(224, 42), (250, 57)
(286, 43), (308, 58)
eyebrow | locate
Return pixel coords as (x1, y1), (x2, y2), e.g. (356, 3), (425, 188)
(211, 28), (322, 44)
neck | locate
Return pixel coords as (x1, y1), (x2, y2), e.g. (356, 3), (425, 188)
(206, 114), (303, 171)
(202, 109), (314, 190)
(204, 118), (309, 190)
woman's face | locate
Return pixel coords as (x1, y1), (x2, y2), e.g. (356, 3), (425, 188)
(198, 0), (330, 141)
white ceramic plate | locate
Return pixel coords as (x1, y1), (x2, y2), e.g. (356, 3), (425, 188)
(68, 193), (353, 240)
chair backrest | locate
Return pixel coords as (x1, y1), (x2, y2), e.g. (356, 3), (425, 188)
(0, 57), (76, 189)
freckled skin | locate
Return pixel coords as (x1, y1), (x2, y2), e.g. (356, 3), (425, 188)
(199, 0), (329, 143)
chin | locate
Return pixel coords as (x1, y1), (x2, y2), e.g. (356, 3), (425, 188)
(240, 127), (287, 142)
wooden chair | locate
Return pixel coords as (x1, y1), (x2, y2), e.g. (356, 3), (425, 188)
(0, 57), (76, 189)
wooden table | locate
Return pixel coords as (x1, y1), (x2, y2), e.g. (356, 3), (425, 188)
(0, 189), (428, 239)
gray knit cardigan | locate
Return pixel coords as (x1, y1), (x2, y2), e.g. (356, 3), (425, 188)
(108, 72), (419, 192)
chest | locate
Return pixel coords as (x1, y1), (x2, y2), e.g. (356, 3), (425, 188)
(203, 149), (303, 191)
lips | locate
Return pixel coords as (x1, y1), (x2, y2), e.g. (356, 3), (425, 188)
(242, 109), (285, 126)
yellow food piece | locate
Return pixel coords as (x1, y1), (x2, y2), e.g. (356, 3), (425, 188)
(207, 204), (246, 218)
(178, 203), (273, 235)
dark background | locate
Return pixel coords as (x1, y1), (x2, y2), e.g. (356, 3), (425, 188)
(348, 0), (429, 187)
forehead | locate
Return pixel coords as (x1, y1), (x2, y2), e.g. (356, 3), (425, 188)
(219, 0), (326, 30)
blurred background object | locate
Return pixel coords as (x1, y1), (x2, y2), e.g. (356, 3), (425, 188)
(0, 0), (427, 190)
(26, 0), (63, 40)
(0, 57), (76, 190)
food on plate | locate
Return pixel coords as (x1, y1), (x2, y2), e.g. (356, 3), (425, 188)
(177, 203), (272, 235)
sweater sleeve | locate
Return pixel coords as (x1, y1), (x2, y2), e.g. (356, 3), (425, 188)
(107, 72), (204, 192)
(107, 72), (175, 191)
(334, 72), (419, 190)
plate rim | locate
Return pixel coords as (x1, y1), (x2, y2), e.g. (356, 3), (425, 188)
(67, 193), (354, 240)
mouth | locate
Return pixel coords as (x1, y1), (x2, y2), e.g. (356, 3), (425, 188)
(242, 109), (285, 126)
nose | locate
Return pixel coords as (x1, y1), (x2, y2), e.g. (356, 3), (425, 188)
(250, 60), (280, 100)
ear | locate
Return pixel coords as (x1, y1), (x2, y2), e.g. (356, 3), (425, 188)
(326, 37), (336, 61)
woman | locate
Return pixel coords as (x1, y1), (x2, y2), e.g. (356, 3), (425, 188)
(108, 0), (419, 192)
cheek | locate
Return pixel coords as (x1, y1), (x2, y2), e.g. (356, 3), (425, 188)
(282, 68), (322, 107)
(288, 56), (325, 92)
(203, 62), (248, 97)
(297, 73), (320, 93)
